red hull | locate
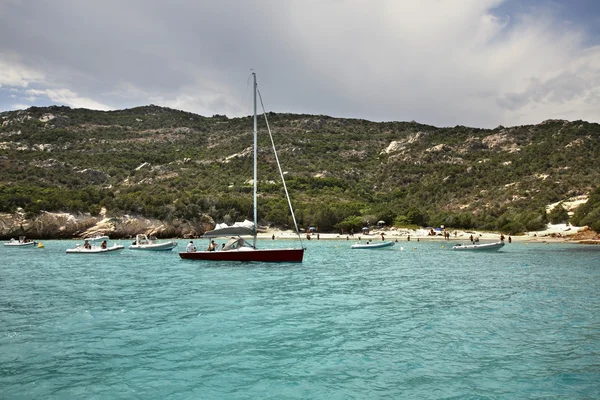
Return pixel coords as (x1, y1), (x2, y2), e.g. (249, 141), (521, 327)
(179, 248), (304, 263)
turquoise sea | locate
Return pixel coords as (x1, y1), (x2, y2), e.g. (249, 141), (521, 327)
(1, 239), (599, 399)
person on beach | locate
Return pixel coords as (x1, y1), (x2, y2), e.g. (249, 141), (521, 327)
(508, 235), (512, 243)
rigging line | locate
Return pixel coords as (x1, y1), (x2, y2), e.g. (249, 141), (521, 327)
(256, 88), (304, 245)
(230, 73), (253, 117)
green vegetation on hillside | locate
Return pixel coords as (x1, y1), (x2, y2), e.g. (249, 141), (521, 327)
(1, 105), (599, 234)
(571, 187), (600, 232)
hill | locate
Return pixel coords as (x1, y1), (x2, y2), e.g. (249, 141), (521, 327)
(1, 105), (599, 237)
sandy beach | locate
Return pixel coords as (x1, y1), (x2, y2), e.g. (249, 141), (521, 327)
(258, 223), (599, 244)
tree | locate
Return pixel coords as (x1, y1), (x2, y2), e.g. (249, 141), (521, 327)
(548, 203), (569, 224)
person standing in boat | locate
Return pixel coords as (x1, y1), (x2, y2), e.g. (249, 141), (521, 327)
(207, 240), (218, 251)
(101, 240), (107, 249)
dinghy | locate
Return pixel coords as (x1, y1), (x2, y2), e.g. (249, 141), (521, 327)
(351, 241), (395, 249)
(451, 241), (505, 251)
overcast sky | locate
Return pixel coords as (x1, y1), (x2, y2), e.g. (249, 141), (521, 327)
(1, 0), (599, 128)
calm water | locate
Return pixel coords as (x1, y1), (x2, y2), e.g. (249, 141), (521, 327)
(1, 239), (599, 399)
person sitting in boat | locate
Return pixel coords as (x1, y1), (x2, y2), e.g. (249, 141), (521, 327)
(100, 240), (107, 249)
(84, 240), (91, 249)
(186, 241), (195, 252)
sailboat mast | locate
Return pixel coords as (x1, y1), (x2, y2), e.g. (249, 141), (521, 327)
(252, 72), (258, 248)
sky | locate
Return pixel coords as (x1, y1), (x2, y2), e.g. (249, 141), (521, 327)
(1, 0), (599, 128)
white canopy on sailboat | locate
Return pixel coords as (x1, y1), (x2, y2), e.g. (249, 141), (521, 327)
(202, 220), (256, 238)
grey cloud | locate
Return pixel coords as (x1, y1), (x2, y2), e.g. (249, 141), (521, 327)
(1, 0), (599, 127)
(498, 72), (593, 111)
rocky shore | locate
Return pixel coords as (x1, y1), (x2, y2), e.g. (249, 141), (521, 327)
(0, 210), (212, 240)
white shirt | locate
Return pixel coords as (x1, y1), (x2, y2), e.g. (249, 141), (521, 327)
(186, 242), (195, 252)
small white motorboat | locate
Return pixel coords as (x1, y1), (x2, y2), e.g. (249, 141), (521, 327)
(84, 235), (110, 242)
(66, 236), (124, 255)
(451, 241), (505, 251)
(4, 236), (37, 247)
(129, 234), (178, 251)
(351, 241), (395, 249)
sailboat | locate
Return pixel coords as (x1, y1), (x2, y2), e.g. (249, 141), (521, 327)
(179, 73), (305, 263)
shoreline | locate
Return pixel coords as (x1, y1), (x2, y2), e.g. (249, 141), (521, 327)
(5, 224), (597, 245)
(257, 224), (599, 244)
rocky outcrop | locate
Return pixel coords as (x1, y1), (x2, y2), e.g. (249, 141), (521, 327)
(0, 211), (215, 240)
(381, 131), (429, 154)
(0, 211), (95, 239)
(570, 226), (600, 243)
(482, 133), (521, 153)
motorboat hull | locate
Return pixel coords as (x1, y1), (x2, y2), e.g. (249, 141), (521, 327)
(65, 245), (125, 254)
(4, 242), (37, 247)
(452, 241), (505, 251)
(179, 248), (304, 263)
(351, 241), (395, 249)
(129, 241), (177, 251)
